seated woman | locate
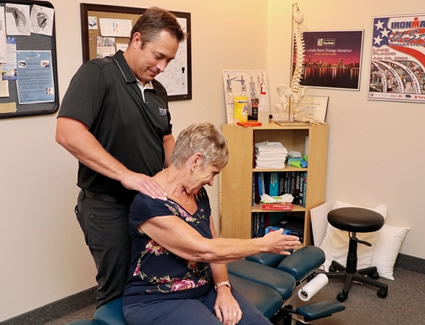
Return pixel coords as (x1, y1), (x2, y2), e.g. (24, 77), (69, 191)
(122, 122), (300, 325)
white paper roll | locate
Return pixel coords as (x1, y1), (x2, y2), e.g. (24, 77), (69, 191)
(297, 273), (329, 301)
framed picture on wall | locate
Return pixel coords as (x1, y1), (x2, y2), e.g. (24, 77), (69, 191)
(368, 14), (425, 103)
(80, 3), (192, 101)
(293, 30), (364, 91)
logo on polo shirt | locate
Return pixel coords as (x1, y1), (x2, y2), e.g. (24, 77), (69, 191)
(158, 107), (167, 115)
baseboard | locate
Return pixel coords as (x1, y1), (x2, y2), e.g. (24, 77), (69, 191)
(395, 253), (425, 274)
(1, 287), (96, 325)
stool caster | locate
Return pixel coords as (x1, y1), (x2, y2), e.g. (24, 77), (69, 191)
(377, 287), (388, 298)
(336, 291), (347, 302)
(368, 271), (380, 280)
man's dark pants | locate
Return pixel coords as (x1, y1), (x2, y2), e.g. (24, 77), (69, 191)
(75, 191), (131, 308)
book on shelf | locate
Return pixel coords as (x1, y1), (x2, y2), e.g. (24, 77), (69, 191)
(252, 213), (258, 237)
(277, 171), (307, 207)
(295, 173), (301, 202)
(269, 172), (279, 196)
(290, 172), (296, 200)
(299, 172), (306, 206)
(279, 219), (304, 241)
(252, 174), (257, 206)
(253, 171), (307, 207)
(260, 202), (293, 211)
(263, 172), (278, 197)
(252, 212), (269, 237)
(278, 173), (285, 195)
(256, 172), (265, 197)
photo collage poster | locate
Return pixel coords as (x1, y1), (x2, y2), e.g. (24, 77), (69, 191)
(368, 14), (425, 103)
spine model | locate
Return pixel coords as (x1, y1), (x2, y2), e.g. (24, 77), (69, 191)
(275, 3), (311, 122)
(291, 4), (306, 106)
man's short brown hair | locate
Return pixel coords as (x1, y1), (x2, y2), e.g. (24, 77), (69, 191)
(130, 7), (185, 46)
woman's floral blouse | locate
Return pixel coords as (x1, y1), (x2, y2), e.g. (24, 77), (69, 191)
(123, 187), (213, 305)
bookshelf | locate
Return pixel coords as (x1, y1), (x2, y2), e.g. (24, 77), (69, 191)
(220, 122), (328, 246)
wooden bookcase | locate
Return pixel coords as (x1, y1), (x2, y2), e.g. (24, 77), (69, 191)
(220, 122), (328, 246)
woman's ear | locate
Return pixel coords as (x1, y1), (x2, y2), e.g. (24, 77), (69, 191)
(191, 152), (204, 169)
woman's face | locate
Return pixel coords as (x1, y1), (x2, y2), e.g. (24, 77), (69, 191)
(188, 164), (221, 193)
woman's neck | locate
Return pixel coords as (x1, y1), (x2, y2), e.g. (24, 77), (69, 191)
(156, 167), (189, 197)
(156, 167), (197, 210)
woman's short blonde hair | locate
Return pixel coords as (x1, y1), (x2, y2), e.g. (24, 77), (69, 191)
(171, 122), (229, 169)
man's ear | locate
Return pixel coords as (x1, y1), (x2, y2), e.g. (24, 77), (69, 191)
(130, 32), (142, 48)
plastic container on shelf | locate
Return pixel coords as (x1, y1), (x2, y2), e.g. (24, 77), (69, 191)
(233, 96), (249, 123)
(257, 82), (269, 125)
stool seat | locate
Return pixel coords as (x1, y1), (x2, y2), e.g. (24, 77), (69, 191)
(328, 207), (384, 233)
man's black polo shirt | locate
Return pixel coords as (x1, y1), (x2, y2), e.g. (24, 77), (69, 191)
(58, 51), (172, 201)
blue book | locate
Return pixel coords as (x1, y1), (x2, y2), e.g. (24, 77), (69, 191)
(269, 172), (279, 196)
(257, 172), (264, 196)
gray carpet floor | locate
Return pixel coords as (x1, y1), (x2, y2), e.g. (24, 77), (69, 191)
(43, 305), (96, 325)
(43, 266), (425, 324)
(297, 267), (424, 324)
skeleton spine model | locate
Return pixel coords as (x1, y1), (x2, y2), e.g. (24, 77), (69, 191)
(275, 3), (313, 122)
(291, 4), (305, 104)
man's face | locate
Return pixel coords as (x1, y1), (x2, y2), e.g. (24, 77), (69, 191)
(130, 30), (179, 84)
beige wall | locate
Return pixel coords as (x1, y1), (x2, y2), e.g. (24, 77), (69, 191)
(267, 0), (425, 261)
(1, 0), (424, 321)
(0, 0), (267, 321)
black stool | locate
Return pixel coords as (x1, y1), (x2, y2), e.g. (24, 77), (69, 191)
(326, 207), (388, 302)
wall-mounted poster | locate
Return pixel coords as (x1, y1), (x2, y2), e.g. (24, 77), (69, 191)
(294, 30), (364, 90)
(222, 70), (270, 124)
(368, 14), (425, 103)
(0, 0), (58, 119)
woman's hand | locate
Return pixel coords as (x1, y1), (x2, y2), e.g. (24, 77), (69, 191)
(214, 286), (242, 325)
(263, 229), (300, 255)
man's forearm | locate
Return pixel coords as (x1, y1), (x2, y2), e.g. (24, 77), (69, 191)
(56, 117), (131, 183)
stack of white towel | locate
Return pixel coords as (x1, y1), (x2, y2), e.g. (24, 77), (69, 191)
(254, 141), (288, 169)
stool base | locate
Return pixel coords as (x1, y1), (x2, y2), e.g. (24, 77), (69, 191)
(327, 260), (388, 302)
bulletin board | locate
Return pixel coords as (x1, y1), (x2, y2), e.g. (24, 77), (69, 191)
(80, 3), (192, 101)
(0, 0), (58, 119)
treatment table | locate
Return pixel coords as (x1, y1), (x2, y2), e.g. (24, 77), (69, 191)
(68, 246), (345, 325)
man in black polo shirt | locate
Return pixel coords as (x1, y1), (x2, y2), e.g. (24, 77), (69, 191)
(56, 7), (184, 308)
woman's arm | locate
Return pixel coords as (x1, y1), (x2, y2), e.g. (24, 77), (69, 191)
(138, 214), (300, 264)
(209, 216), (243, 324)
(210, 262), (242, 324)
(209, 215), (231, 283)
